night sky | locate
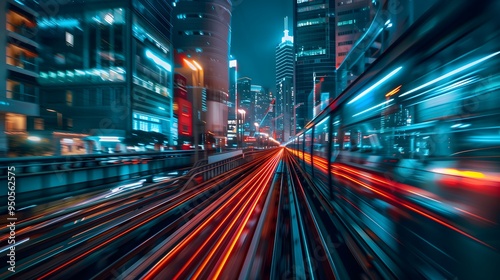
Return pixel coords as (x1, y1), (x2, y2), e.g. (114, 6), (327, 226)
(231, 0), (293, 92)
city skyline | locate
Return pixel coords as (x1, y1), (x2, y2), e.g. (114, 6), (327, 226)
(231, 0), (292, 90)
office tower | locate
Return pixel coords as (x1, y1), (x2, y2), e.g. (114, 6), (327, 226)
(227, 57), (237, 145)
(172, 0), (232, 140)
(36, 0), (174, 154)
(237, 77), (251, 135)
(294, 0), (337, 129)
(275, 16), (294, 142)
(252, 85), (270, 128)
(335, 0), (372, 68)
(1, 0), (40, 156)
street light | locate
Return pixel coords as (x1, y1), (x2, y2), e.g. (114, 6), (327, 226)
(238, 109), (246, 149)
(254, 122), (259, 134)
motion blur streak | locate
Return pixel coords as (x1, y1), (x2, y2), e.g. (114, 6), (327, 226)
(37, 180), (222, 279)
(143, 150), (282, 279)
(172, 158), (276, 278)
(332, 162), (492, 248)
(286, 1), (500, 276)
(210, 150), (283, 278)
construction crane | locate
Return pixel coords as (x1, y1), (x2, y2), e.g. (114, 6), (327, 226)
(258, 98), (276, 129)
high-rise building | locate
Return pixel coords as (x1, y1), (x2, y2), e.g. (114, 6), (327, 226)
(275, 16), (294, 142)
(335, 0), (372, 68)
(172, 0), (232, 140)
(237, 77), (251, 135)
(294, 0), (375, 130)
(251, 85), (269, 127)
(1, 0), (40, 156)
(227, 57), (237, 145)
(228, 57), (237, 120)
(35, 0), (174, 154)
(294, 0), (337, 130)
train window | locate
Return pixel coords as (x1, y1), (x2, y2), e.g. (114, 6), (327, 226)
(313, 116), (329, 159)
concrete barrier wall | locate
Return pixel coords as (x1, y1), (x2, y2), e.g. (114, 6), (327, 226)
(208, 150), (243, 164)
(1, 155), (193, 202)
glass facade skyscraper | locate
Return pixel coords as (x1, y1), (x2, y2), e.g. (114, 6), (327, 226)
(237, 77), (251, 135)
(276, 17), (294, 142)
(294, 0), (337, 131)
(35, 0), (174, 153)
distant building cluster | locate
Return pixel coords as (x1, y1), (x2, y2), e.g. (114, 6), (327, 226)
(1, 0), (232, 156)
(0, 0), (433, 156)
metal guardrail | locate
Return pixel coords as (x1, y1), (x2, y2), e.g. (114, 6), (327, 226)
(0, 151), (195, 177)
(180, 150), (261, 191)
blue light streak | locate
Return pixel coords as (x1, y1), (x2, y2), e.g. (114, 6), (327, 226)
(348, 67), (402, 105)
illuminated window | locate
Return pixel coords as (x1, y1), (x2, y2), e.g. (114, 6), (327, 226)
(65, 32), (74, 47)
(150, 123), (160, 132)
(297, 48), (326, 57)
(140, 121), (148, 131)
(34, 118), (44, 130)
(297, 4), (326, 12)
(338, 19), (356, 26)
(66, 90), (73, 106)
(297, 18), (326, 27)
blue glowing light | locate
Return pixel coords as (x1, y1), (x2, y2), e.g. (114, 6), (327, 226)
(146, 50), (172, 72)
(38, 18), (80, 29)
(348, 67), (402, 105)
(353, 99), (394, 117)
(400, 51), (500, 98)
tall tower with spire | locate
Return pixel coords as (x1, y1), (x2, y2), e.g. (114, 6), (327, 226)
(275, 16), (294, 142)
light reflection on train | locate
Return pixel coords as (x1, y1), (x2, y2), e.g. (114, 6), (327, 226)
(286, 1), (500, 278)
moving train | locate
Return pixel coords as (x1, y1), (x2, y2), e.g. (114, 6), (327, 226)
(287, 0), (500, 278)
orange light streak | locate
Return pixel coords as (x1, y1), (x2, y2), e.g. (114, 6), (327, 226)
(385, 85), (402, 97)
(173, 159), (275, 278)
(330, 163), (493, 248)
(209, 152), (282, 278)
(37, 181), (224, 279)
(144, 151), (282, 279)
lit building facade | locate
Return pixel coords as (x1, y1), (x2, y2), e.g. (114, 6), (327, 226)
(1, 0), (40, 156)
(237, 77), (252, 135)
(252, 85), (270, 127)
(173, 73), (192, 145)
(35, 0), (174, 153)
(172, 0), (232, 139)
(227, 57), (237, 146)
(294, 0), (337, 130)
(275, 16), (294, 142)
(335, 0), (372, 68)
